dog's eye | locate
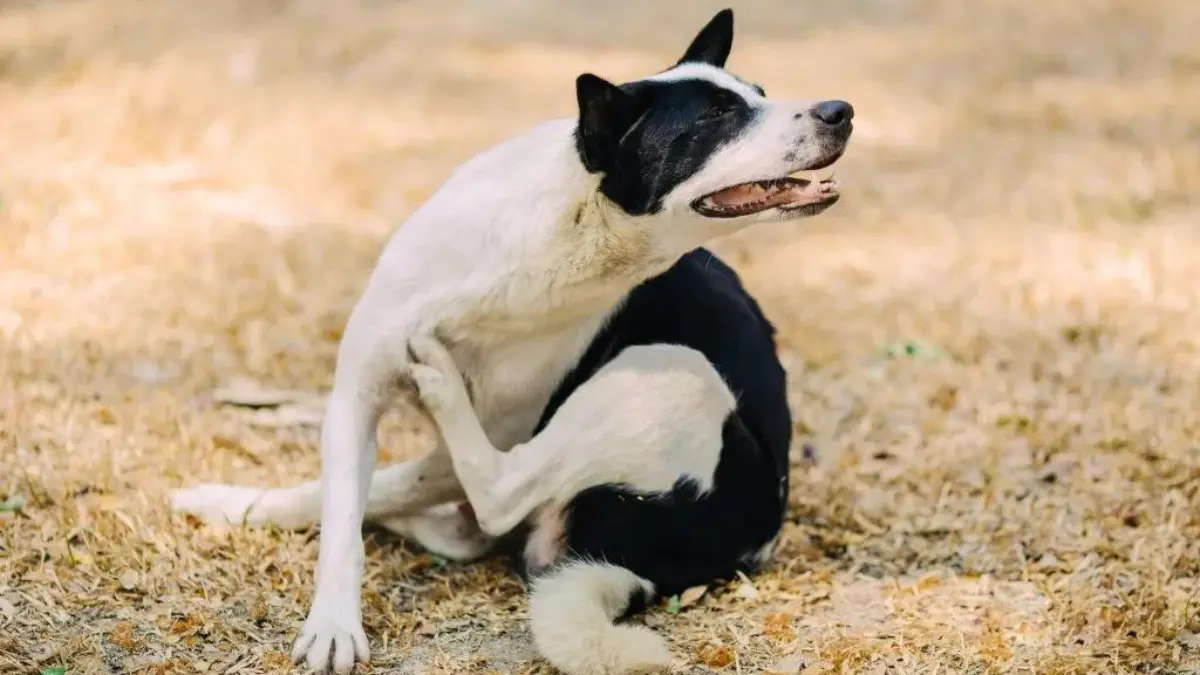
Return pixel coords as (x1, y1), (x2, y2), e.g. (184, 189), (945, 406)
(699, 106), (734, 121)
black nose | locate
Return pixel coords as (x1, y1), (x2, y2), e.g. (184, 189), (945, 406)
(811, 100), (854, 127)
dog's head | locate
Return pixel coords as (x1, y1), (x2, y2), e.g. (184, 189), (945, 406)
(575, 9), (852, 232)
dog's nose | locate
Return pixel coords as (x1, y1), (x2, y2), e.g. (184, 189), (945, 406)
(811, 100), (854, 127)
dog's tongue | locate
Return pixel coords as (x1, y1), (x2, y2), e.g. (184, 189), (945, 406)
(710, 181), (815, 208)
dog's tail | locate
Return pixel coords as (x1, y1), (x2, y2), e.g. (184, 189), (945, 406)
(528, 561), (671, 675)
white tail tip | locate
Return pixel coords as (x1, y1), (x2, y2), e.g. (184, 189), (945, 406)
(529, 561), (672, 675)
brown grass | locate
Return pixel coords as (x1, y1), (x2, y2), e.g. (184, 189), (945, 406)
(2, 0), (1200, 673)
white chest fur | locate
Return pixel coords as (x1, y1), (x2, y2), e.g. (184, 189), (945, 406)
(448, 311), (614, 451)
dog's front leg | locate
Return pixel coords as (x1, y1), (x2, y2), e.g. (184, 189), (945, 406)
(292, 313), (409, 673)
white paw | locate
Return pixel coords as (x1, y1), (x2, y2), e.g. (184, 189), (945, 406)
(170, 483), (266, 525)
(291, 598), (369, 673)
(407, 363), (456, 411)
(406, 335), (468, 411)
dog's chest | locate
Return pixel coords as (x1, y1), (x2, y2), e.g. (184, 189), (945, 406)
(453, 316), (609, 451)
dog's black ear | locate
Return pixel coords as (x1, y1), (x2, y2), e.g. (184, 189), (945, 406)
(676, 9), (734, 68)
(575, 73), (640, 173)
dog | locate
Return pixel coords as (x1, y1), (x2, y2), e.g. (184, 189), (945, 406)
(170, 9), (853, 674)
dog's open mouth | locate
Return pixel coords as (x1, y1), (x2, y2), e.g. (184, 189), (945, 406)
(692, 172), (839, 218)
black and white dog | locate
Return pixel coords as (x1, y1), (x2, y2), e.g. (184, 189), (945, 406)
(172, 9), (853, 674)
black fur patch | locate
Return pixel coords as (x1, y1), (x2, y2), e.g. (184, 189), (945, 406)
(595, 78), (761, 216)
(572, 8), (765, 215)
(528, 248), (792, 598)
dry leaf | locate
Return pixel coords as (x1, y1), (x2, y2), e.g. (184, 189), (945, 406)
(211, 434), (267, 464)
(697, 643), (735, 669)
(927, 384), (958, 411)
(212, 378), (319, 408)
(734, 571), (759, 600)
(210, 376), (327, 427)
(679, 585), (708, 609)
(0, 595), (15, 621)
(249, 593), (269, 622)
(262, 651), (291, 669)
(789, 533), (824, 562)
(108, 621), (136, 650)
(170, 615), (201, 636)
(245, 402), (326, 428)
(763, 613), (795, 642)
(914, 574), (942, 593)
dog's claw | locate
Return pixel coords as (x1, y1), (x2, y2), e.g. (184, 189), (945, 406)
(292, 601), (369, 674)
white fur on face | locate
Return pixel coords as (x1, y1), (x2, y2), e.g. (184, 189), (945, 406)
(646, 62), (765, 101)
(646, 63), (840, 225)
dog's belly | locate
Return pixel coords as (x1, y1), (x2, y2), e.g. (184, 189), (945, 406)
(453, 313), (612, 452)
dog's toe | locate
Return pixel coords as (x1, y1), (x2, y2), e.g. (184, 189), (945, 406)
(407, 335), (456, 373)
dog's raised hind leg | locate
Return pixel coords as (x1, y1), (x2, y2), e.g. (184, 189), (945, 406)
(407, 335), (735, 544)
(169, 447), (490, 561)
(405, 336), (552, 537)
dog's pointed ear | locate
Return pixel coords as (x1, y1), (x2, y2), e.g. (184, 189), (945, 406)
(575, 73), (639, 173)
(676, 9), (734, 68)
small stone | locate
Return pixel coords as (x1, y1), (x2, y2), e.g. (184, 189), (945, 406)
(30, 644), (55, 663)
(119, 570), (140, 591)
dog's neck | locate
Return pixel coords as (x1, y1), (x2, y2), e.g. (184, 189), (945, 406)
(370, 118), (715, 346)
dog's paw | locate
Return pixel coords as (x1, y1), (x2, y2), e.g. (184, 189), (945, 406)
(407, 362), (455, 411)
(406, 334), (457, 372)
(406, 336), (469, 412)
(292, 598), (369, 674)
(170, 483), (266, 525)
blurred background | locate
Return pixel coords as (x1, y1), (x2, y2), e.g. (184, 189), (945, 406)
(1, 1), (1198, 673)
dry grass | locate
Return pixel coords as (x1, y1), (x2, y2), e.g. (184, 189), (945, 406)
(2, 0), (1200, 673)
